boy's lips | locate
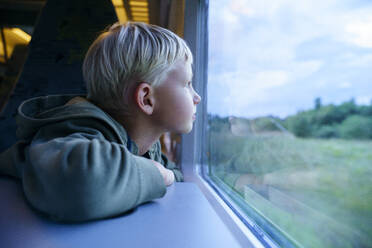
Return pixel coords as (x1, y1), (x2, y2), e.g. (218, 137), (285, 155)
(192, 113), (196, 120)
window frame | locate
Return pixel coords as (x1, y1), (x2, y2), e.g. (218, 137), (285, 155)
(179, 1), (279, 247)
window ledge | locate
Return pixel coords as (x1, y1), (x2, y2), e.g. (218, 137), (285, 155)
(0, 176), (242, 248)
(184, 164), (279, 248)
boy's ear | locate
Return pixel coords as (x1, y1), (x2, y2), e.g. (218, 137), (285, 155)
(134, 82), (155, 115)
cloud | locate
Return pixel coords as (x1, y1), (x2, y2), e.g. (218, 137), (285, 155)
(344, 17), (372, 48)
(339, 82), (352, 89)
(356, 96), (371, 105)
(251, 70), (290, 88)
(344, 53), (372, 67)
(291, 60), (324, 78)
(208, 0), (372, 118)
(222, 8), (239, 25)
(208, 69), (289, 117)
(230, 0), (256, 16)
(208, 58), (324, 117)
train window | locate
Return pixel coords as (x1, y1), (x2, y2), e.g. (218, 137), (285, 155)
(205, 0), (372, 247)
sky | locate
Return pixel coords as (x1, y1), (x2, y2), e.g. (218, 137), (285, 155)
(207, 0), (372, 118)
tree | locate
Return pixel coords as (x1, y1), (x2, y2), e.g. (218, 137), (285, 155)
(315, 97), (322, 110)
(339, 115), (372, 139)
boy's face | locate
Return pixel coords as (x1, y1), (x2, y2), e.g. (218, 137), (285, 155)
(152, 59), (201, 134)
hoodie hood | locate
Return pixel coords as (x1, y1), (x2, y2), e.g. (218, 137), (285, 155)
(16, 94), (126, 143)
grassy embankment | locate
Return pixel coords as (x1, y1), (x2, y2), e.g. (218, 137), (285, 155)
(210, 132), (372, 247)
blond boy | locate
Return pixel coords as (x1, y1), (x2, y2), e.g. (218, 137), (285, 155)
(0, 22), (201, 221)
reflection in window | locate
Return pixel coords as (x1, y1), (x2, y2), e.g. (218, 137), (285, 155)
(207, 0), (372, 247)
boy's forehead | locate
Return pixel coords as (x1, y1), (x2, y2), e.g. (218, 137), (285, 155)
(186, 62), (193, 82)
(157, 60), (191, 85)
(170, 59), (193, 78)
(182, 59), (193, 78)
(187, 62), (193, 80)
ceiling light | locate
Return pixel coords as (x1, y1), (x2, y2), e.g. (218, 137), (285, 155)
(129, 1), (148, 7)
(10, 28), (31, 42)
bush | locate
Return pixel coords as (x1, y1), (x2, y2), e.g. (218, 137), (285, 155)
(254, 117), (279, 132)
(359, 105), (372, 117)
(313, 125), (339, 138)
(287, 114), (312, 137)
(208, 115), (230, 132)
(339, 115), (372, 139)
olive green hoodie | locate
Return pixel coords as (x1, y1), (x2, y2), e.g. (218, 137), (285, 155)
(0, 95), (183, 222)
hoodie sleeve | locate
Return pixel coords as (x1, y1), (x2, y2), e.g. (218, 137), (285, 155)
(22, 131), (166, 222)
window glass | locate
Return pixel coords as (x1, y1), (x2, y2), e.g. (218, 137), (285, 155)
(207, 0), (372, 247)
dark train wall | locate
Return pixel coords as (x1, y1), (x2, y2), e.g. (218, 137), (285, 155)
(0, 0), (118, 152)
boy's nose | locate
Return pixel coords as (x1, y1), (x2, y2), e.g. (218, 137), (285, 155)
(193, 92), (201, 105)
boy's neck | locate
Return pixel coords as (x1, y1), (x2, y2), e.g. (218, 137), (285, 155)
(129, 130), (161, 156)
(114, 114), (162, 156)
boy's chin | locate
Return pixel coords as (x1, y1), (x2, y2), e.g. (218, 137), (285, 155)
(183, 128), (193, 134)
(176, 124), (193, 134)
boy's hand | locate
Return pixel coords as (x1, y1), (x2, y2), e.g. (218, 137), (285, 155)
(152, 160), (175, 186)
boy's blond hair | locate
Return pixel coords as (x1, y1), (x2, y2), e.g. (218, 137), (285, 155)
(82, 22), (193, 113)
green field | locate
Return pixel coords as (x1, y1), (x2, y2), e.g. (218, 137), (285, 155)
(209, 132), (372, 247)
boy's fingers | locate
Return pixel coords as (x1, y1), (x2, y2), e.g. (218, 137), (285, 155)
(152, 160), (174, 186)
(165, 169), (175, 186)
